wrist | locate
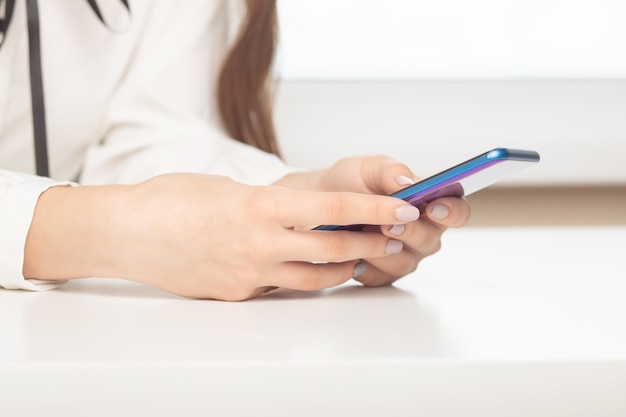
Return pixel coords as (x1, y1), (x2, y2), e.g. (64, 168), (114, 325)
(23, 184), (131, 281)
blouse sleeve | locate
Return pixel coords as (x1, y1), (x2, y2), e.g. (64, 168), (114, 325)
(79, 0), (295, 187)
(0, 170), (73, 291)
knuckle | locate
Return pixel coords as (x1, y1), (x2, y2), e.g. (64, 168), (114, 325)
(249, 235), (278, 261)
(370, 154), (395, 167)
(228, 266), (263, 292)
(429, 238), (443, 255)
(361, 272), (396, 287)
(418, 223), (442, 249)
(325, 233), (381, 261)
(415, 227), (442, 255)
(400, 255), (420, 275)
(328, 194), (353, 222)
(325, 235), (351, 260)
(455, 200), (472, 227)
(387, 254), (419, 278)
(226, 272), (264, 301)
(246, 187), (276, 219)
(411, 225), (432, 249)
(299, 268), (324, 291)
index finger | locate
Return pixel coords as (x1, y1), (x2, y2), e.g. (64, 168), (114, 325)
(273, 189), (420, 228)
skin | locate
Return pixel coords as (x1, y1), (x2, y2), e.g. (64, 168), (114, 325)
(275, 155), (471, 287)
(23, 156), (470, 301)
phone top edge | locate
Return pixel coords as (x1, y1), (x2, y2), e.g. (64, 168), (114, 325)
(312, 147), (540, 231)
(488, 148), (540, 162)
(391, 147), (539, 200)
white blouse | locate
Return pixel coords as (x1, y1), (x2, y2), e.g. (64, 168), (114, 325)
(0, 0), (294, 290)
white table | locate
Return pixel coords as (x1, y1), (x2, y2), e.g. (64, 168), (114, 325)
(2, 227), (625, 416)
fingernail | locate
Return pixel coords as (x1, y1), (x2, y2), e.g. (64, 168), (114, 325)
(428, 203), (449, 220)
(352, 262), (367, 278)
(388, 224), (405, 236)
(395, 205), (420, 222)
(385, 239), (403, 255)
(396, 175), (415, 186)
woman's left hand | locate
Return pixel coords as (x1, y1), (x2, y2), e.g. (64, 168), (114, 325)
(274, 155), (471, 286)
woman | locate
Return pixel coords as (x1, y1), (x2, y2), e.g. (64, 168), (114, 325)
(0, 0), (469, 300)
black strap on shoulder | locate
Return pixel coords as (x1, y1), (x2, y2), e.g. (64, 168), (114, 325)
(1, 0), (130, 178)
(25, 0), (49, 177)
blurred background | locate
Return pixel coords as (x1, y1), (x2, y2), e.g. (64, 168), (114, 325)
(273, 0), (626, 226)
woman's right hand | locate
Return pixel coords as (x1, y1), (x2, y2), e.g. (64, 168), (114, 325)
(24, 173), (420, 301)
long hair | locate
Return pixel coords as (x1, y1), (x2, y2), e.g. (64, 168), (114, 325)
(216, 0), (280, 156)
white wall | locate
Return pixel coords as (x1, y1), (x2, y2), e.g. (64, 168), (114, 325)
(275, 1), (626, 186)
(275, 81), (626, 186)
(278, 0), (626, 80)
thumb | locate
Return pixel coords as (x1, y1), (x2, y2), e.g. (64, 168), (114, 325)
(362, 156), (418, 195)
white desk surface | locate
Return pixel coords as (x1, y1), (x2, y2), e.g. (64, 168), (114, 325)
(1, 227), (625, 416)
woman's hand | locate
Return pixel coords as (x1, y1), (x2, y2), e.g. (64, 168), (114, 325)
(275, 155), (471, 286)
(23, 173), (420, 300)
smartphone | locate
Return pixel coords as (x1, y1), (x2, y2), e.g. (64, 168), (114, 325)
(314, 147), (540, 231)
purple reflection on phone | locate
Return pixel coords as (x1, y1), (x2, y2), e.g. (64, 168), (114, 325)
(405, 182), (465, 212)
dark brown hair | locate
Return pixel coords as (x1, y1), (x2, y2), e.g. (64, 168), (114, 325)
(216, 0), (281, 156)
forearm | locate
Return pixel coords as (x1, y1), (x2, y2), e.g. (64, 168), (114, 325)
(19, 172), (426, 300)
(25, 171), (336, 282)
(23, 185), (132, 281)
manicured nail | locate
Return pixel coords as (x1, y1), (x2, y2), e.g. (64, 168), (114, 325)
(388, 224), (405, 236)
(385, 239), (403, 255)
(395, 205), (420, 222)
(352, 262), (367, 278)
(396, 175), (415, 186)
(428, 203), (449, 220)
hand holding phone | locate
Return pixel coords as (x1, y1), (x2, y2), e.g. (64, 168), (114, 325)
(314, 147), (540, 231)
